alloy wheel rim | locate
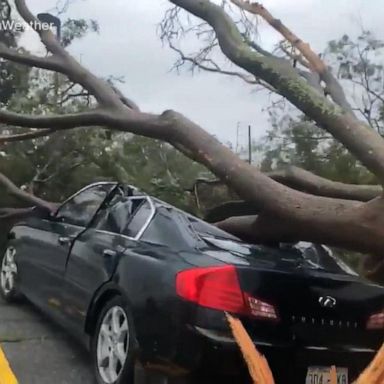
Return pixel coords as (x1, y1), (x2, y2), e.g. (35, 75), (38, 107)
(0, 247), (17, 295)
(97, 305), (129, 384)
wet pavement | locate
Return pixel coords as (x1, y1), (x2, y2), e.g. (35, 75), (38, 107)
(0, 298), (196, 384)
(0, 297), (95, 384)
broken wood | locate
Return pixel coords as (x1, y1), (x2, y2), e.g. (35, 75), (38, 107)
(227, 313), (384, 384)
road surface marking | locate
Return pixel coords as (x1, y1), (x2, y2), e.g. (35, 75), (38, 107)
(0, 344), (17, 384)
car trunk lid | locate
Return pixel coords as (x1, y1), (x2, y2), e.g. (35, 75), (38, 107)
(236, 266), (384, 349)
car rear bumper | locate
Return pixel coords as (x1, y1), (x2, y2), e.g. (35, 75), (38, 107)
(188, 326), (377, 383)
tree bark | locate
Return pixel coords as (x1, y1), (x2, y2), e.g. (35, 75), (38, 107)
(266, 166), (381, 201)
(195, 167), (382, 203)
(170, 0), (384, 184)
(1, 0), (384, 273)
(216, 196), (384, 260)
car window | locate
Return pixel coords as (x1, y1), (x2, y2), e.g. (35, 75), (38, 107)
(124, 199), (153, 238)
(141, 208), (200, 249)
(56, 184), (114, 227)
(93, 196), (153, 238)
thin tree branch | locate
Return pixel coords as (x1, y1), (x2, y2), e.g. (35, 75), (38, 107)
(60, 92), (90, 105)
(0, 43), (64, 72)
(110, 85), (140, 111)
(170, 37), (281, 92)
(0, 109), (110, 130)
(279, 43), (311, 69)
(231, 0), (354, 114)
(35, 160), (84, 184)
(170, 42), (258, 84)
(0, 129), (55, 144)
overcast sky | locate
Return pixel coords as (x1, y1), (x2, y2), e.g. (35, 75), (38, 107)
(21, 0), (384, 147)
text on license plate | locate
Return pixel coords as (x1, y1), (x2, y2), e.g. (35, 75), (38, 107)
(306, 366), (348, 384)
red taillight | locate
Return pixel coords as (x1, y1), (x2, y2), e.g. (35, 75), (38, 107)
(367, 311), (384, 330)
(176, 266), (278, 321)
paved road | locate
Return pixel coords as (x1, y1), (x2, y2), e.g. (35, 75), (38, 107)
(0, 297), (95, 384)
(0, 298), (197, 384)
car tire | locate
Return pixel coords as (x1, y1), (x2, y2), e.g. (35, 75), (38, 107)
(92, 295), (136, 384)
(0, 246), (22, 302)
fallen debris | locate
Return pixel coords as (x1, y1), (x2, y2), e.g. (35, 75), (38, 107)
(227, 313), (384, 384)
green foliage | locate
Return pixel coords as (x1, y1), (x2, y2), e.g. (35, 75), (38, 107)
(61, 18), (99, 47)
(1, 128), (207, 213)
(325, 31), (384, 134)
(86, 135), (207, 213)
(0, 10), (206, 215)
(260, 115), (378, 185)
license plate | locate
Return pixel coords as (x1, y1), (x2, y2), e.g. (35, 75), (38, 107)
(306, 366), (348, 384)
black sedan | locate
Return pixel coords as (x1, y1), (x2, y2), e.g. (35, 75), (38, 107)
(1, 182), (383, 384)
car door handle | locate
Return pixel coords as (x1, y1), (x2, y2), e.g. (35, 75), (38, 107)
(103, 249), (117, 258)
(58, 236), (72, 245)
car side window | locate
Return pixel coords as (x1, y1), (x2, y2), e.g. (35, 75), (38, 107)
(56, 184), (114, 227)
(124, 199), (152, 238)
(93, 196), (153, 238)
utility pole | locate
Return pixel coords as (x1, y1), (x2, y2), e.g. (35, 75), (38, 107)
(248, 125), (252, 164)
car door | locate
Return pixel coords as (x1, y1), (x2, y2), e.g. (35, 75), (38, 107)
(61, 192), (155, 333)
(20, 182), (116, 316)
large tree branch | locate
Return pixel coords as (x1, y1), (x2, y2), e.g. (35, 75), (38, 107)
(193, 166), (382, 203)
(14, 0), (123, 108)
(109, 109), (362, 219)
(0, 43), (64, 72)
(170, 0), (384, 184)
(214, 198), (384, 257)
(245, 37), (322, 93)
(0, 172), (55, 211)
(266, 166), (382, 202)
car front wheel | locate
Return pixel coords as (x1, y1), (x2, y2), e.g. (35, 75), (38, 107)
(0, 246), (21, 302)
(92, 296), (135, 384)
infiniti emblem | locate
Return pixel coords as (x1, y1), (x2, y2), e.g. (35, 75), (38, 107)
(319, 296), (337, 308)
